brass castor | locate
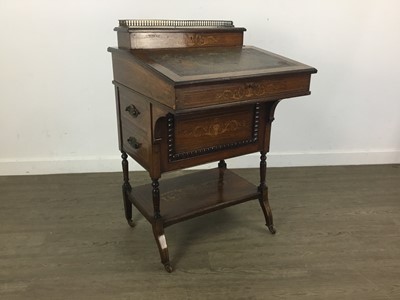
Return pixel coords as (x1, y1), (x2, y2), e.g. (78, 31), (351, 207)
(267, 225), (276, 235)
(127, 219), (135, 228)
(164, 263), (173, 273)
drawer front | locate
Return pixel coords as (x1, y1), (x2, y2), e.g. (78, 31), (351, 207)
(167, 103), (260, 161)
(119, 87), (151, 132)
(175, 73), (311, 109)
(118, 86), (152, 169)
(121, 123), (151, 169)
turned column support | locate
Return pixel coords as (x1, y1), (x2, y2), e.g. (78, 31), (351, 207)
(151, 178), (161, 219)
(121, 152), (134, 227)
(151, 178), (172, 272)
(258, 151), (276, 234)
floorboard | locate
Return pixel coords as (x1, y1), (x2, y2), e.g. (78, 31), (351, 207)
(0, 165), (399, 299)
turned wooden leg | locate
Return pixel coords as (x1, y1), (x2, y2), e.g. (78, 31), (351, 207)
(121, 152), (134, 227)
(151, 178), (172, 273)
(218, 160), (227, 190)
(258, 151), (276, 234)
(218, 159), (227, 169)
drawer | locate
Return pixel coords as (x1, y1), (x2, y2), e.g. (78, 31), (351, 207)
(121, 123), (151, 169)
(119, 87), (151, 132)
(175, 73), (311, 109)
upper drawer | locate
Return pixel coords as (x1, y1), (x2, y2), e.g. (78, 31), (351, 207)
(118, 87), (151, 133)
(175, 73), (312, 110)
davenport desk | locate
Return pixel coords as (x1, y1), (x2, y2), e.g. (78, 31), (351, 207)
(108, 20), (317, 272)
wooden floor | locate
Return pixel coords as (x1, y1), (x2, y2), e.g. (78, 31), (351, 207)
(1, 165), (399, 299)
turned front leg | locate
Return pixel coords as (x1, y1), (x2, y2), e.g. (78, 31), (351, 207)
(121, 152), (134, 227)
(151, 178), (172, 272)
(258, 151), (276, 234)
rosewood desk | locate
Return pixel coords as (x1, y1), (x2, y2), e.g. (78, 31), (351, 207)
(108, 19), (317, 272)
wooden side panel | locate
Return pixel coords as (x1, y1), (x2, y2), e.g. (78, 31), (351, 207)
(111, 53), (176, 109)
(129, 32), (243, 49)
(175, 73), (311, 110)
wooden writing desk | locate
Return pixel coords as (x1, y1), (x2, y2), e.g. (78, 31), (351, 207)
(108, 19), (317, 272)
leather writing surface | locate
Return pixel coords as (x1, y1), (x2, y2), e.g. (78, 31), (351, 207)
(131, 46), (316, 83)
(138, 47), (292, 76)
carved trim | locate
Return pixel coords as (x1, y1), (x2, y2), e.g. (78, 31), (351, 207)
(253, 103), (260, 140)
(268, 100), (281, 123)
(168, 103), (260, 162)
(167, 113), (175, 161)
(216, 81), (287, 102)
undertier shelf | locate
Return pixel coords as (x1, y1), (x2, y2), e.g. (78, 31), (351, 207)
(128, 168), (260, 227)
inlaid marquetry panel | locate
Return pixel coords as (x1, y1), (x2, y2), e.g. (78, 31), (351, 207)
(168, 104), (260, 161)
(126, 32), (243, 49)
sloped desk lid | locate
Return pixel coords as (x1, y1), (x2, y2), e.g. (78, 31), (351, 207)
(125, 46), (317, 85)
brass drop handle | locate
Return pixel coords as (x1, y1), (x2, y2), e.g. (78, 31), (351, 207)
(125, 105), (140, 118)
(127, 137), (142, 149)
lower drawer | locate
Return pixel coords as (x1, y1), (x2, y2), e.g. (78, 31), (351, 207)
(121, 124), (151, 170)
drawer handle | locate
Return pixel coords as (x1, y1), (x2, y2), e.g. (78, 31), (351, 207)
(127, 137), (142, 149)
(125, 105), (140, 118)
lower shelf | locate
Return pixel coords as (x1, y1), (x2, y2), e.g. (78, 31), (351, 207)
(128, 168), (260, 227)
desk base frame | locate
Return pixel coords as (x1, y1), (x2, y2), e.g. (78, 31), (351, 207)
(121, 154), (275, 272)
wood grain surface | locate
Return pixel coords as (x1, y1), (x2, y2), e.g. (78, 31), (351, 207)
(1, 165), (399, 299)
